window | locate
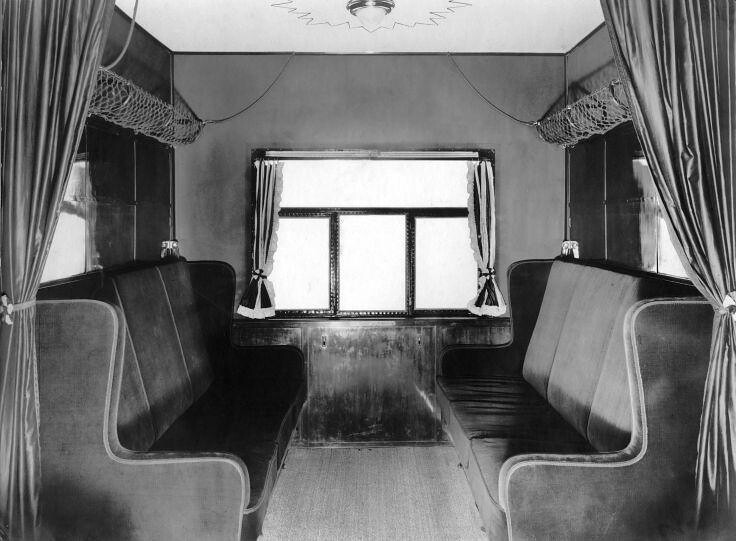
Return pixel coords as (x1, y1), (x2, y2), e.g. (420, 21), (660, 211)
(41, 160), (90, 282)
(632, 155), (688, 278)
(266, 155), (485, 316)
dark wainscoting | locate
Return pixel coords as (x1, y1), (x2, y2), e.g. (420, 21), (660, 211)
(44, 7), (174, 281)
(232, 318), (511, 445)
(568, 122), (672, 274)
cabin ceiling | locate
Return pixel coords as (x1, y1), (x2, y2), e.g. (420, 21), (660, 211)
(114, 0), (604, 54)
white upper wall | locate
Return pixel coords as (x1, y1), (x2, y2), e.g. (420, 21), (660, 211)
(115, 0), (603, 54)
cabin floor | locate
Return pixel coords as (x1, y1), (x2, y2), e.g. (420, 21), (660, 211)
(261, 446), (485, 541)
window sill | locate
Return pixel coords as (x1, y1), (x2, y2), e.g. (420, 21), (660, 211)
(232, 314), (510, 326)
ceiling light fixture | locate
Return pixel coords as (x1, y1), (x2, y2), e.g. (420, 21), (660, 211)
(347, 0), (395, 31)
(272, 1), (470, 33)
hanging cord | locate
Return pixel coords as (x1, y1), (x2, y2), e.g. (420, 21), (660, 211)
(447, 53), (539, 127)
(104, 0), (140, 70)
(203, 53), (296, 125)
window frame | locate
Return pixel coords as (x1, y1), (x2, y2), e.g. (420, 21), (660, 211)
(250, 149), (494, 318)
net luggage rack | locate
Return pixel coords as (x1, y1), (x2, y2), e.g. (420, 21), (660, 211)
(88, 68), (204, 146)
(536, 80), (631, 148)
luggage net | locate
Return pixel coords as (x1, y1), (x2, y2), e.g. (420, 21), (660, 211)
(88, 68), (204, 146)
(536, 80), (631, 148)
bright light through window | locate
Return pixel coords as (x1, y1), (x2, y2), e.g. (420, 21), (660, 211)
(281, 160), (469, 208)
(268, 157), (482, 314)
(41, 161), (88, 283)
(415, 218), (478, 309)
(339, 215), (406, 311)
(270, 218), (330, 310)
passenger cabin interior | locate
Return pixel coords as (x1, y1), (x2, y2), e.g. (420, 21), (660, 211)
(1, 1), (736, 539)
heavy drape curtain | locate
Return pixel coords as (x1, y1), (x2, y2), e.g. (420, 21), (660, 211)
(0, 1), (114, 538)
(467, 160), (506, 317)
(601, 0), (736, 529)
(237, 159), (283, 319)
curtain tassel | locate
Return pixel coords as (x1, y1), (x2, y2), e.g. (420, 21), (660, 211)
(719, 292), (736, 321)
(475, 268), (499, 308)
(242, 269), (272, 309)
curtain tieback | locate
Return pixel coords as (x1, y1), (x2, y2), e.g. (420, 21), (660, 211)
(1, 293), (13, 325)
(0, 293), (33, 326)
(720, 292), (736, 320)
(479, 268), (496, 278)
(252, 269), (268, 279)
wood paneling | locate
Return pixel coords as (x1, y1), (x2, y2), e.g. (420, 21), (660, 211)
(135, 137), (171, 204)
(569, 136), (605, 259)
(86, 123), (136, 267)
(71, 9), (174, 272)
(234, 326), (302, 348)
(135, 203), (171, 261)
(102, 7), (171, 103)
(87, 124), (135, 203)
(305, 326), (436, 443)
(438, 321), (510, 348)
(233, 317), (510, 444)
(174, 53), (567, 303)
(568, 122), (671, 275)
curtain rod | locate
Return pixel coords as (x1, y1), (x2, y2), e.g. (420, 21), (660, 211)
(262, 150), (483, 160)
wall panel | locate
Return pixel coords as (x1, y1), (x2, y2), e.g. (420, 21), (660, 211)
(44, 7), (175, 282)
(173, 54), (566, 302)
(569, 136), (605, 259)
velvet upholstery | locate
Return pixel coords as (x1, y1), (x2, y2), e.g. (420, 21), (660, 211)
(545, 268), (637, 438)
(439, 259), (709, 539)
(502, 300), (712, 540)
(37, 261), (306, 540)
(113, 267), (200, 440)
(440, 259), (553, 378)
(37, 300), (246, 541)
(522, 261), (583, 396)
(157, 263), (214, 400)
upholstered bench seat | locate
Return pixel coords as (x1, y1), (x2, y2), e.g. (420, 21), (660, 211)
(152, 376), (307, 477)
(437, 375), (589, 469)
(38, 260), (305, 540)
(438, 259), (712, 540)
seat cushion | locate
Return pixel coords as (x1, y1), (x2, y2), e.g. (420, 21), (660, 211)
(437, 375), (588, 468)
(152, 378), (306, 508)
(470, 436), (592, 506)
(437, 375), (539, 404)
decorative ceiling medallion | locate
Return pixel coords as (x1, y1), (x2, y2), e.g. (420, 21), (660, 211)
(271, 0), (472, 33)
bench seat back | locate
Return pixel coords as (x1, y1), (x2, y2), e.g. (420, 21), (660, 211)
(111, 262), (214, 450)
(522, 260), (694, 451)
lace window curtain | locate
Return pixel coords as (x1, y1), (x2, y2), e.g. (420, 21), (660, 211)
(237, 159), (283, 319)
(467, 160), (506, 316)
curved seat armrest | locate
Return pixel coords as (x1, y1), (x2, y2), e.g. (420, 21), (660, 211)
(498, 298), (712, 540)
(37, 300), (250, 541)
(500, 449), (651, 540)
(102, 448), (249, 540)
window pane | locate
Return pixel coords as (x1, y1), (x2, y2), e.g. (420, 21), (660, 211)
(281, 160), (468, 208)
(415, 218), (478, 309)
(42, 161), (88, 282)
(270, 218), (330, 310)
(657, 215), (688, 278)
(339, 215), (406, 311)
